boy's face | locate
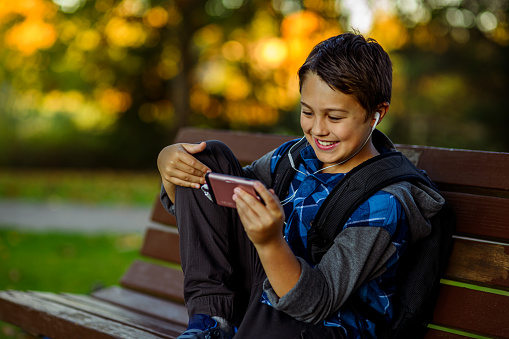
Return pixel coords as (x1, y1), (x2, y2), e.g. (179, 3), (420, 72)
(300, 72), (378, 173)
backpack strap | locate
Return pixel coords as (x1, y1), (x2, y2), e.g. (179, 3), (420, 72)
(272, 137), (308, 201)
(308, 151), (434, 264)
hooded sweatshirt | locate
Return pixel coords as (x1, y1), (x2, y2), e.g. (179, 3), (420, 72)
(160, 130), (445, 338)
(242, 130), (445, 337)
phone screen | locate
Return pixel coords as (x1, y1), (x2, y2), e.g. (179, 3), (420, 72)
(205, 172), (260, 208)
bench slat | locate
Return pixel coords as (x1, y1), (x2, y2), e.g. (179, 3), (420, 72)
(0, 290), (173, 339)
(36, 291), (184, 337)
(149, 190), (509, 241)
(138, 232), (509, 296)
(151, 195), (177, 226)
(139, 224), (509, 290)
(141, 226), (181, 263)
(149, 188), (509, 241)
(175, 128), (509, 192)
(120, 260), (184, 303)
(445, 238), (509, 290)
(443, 192), (509, 240)
(431, 284), (509, 338)
(92, 286), (188, 326)
(398, 145), (509, 192)
(174, 127), (296, 164)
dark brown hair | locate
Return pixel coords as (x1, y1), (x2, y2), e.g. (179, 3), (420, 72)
(298, 33), (392, 119)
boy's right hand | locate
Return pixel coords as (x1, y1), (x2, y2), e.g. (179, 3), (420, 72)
(157, 142), (211, 202)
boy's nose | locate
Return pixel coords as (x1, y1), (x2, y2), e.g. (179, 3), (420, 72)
(312, 118), (328, 136)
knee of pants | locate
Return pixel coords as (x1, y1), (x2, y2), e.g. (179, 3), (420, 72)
(204, 140), (231, 155)
(194, 140), (240, 172)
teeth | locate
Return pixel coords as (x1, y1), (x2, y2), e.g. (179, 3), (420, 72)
(318, 140), (336, 146)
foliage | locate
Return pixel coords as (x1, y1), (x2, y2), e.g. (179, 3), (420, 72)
(0, 0), (507, 170)
(0, 168), (160, 206)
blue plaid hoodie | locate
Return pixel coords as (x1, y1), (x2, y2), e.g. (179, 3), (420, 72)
(260, 139), (409, 339)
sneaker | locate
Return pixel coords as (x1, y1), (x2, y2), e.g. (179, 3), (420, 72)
(177, 314), (233, 339)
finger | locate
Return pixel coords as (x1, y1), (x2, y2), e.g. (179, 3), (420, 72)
(168, 176), (202, 189)
(234, 193), (259, 225)
(182, 141), (206, 155)
(161, 159), (204, 185)
(173, 159), (209, 180)
(180, 156), (210, 177)
(176, 149), (210, 173)
(181, 142), (211, 173)
(165, 168), (204, 188)
(234, 186), (266, 213)
(168, 156), (209, 186)
(253, 182), (281, 210)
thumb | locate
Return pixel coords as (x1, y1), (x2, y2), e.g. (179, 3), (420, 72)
(182, 142), (207, 155)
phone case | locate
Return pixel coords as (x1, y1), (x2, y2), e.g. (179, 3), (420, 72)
(205, 172), (259, 208)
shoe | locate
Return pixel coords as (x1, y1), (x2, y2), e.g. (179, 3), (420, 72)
(177, 314), (233, 339)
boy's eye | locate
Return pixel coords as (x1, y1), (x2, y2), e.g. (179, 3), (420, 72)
(302, 111), (313, 116)
(328, 116), (342, 121)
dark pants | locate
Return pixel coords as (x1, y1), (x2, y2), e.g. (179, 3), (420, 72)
(175, 141), (345, 339)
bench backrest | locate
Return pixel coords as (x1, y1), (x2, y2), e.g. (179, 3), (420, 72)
(129, 127), (509, 339)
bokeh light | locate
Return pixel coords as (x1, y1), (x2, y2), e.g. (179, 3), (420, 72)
(0, 0), (507, 171)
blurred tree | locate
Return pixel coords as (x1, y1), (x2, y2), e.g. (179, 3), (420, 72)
(0, 0), (506, 169)
(385, 0), (509, 151)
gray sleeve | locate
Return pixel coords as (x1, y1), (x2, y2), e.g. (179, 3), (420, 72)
(262, 226), (395, 324)
(160, 184), (176, 215)
(242, 149), (275, 187)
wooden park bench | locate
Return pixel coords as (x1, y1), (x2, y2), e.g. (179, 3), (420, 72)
(0, 127), (508, 338)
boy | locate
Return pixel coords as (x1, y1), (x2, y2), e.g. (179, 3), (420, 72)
(157, 33), (444, 338)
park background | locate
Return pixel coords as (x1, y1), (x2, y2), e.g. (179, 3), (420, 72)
(0, 0), (508, 337)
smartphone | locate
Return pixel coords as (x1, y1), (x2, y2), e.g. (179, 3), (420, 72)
(205, 172), (261, 208)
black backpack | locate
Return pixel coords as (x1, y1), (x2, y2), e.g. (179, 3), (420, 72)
(271, 138), (455, 338)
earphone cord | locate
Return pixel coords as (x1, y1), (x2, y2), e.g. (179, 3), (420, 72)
(281, 121), (378, 206)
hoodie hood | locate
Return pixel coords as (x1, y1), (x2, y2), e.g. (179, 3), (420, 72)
(382, 182), (445, 243)
(373, 129), (446, 243)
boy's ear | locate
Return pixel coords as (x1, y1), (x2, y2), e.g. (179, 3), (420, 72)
(373, 102), (389, 125)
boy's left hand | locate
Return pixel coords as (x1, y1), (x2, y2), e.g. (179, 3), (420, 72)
(233, 182), (285, 247)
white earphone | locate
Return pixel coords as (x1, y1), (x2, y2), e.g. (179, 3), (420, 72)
(373, 112), (380, 130)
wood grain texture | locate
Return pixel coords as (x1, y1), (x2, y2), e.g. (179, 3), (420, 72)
(442, 192), (509, 240)
(141, 226), (181, 263)
(174, 127), (296, 164)
(431, 284), (509, 338)
(445, 238), (509, 289)
(397, 145), (509, 191)
(120, 260), (184, 303)
(92, 286), (188, 326)
(0, 290), (174, 339)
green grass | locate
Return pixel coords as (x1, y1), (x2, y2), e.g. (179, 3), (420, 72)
(0, 168), (161, 338)
(0, 229), (143, 293)
(0, 229), (144, 338)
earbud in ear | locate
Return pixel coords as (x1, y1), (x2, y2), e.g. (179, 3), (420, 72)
(372, 112), (380, 130)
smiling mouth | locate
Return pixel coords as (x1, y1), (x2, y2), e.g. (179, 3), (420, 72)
(317, 140), (337, 146)
(315, 138), (339, 150)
